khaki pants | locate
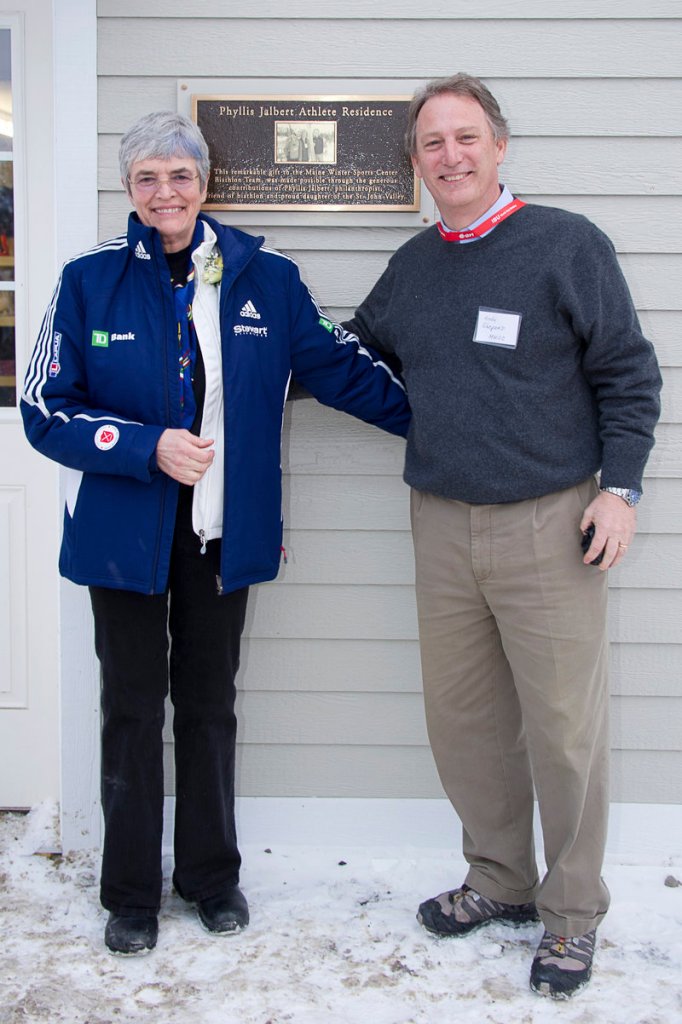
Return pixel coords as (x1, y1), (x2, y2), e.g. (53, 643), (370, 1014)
(411, 478), (610, 937)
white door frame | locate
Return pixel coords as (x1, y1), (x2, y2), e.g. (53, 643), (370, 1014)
(53, 0), (100, 850)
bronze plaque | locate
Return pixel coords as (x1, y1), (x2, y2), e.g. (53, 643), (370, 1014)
(192, 95), (419, 212)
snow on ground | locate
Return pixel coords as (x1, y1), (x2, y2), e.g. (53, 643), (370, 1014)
(1, 803), (681, 1024)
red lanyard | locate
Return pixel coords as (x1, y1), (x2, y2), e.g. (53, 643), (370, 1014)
(437, 198), (526, 243)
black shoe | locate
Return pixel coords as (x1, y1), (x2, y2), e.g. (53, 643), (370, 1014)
(196, 885), (249, 935)
(417, 883), (539, 937)
(104, 912), (158, 956)
(530, 929), (596, 999)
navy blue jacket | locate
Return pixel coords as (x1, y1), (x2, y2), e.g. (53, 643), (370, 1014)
(22, 214), (409, 594)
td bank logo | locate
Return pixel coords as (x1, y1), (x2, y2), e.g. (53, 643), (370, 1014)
(91, 330), (109, 348)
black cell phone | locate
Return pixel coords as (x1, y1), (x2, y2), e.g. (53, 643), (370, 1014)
(580, 524), (604, 565)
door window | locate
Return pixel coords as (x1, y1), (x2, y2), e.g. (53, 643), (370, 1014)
(0, 29), (15, 407)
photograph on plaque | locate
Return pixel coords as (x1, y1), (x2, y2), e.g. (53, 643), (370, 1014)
(275, 122), (337, 166)
(193, 95), (419, 212)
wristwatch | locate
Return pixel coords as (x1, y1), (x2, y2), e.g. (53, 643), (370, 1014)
(600, 486), (642, 507)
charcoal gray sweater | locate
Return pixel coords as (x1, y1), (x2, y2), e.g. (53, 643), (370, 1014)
(345, 204), (662, 504)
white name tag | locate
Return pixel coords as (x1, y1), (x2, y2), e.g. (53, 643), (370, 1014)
(473, 307), (522, 349)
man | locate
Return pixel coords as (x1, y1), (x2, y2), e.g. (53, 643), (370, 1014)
(344, 74), (661, 999)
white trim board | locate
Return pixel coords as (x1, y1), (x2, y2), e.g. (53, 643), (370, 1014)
(161, 798), (682, 866)
(54, 0), (100, 852)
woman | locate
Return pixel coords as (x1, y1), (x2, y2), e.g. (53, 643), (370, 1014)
(22, 111), (409, 956)
(286, 127), (301, 161)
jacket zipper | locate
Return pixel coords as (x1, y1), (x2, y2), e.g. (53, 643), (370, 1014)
(149, 244), (174, 590)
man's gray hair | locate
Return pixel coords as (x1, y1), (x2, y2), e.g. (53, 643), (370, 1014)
(405, 73), (509, 156)
(119, 111), (211, 191)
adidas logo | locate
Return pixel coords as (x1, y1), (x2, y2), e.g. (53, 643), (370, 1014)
(240, 299), (261, 320)
(134, 240), (151, 261)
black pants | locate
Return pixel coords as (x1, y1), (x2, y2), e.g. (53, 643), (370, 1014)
(90, 488), (249, 917)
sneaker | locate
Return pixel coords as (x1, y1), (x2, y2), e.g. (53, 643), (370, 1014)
(104, 912), (158, 956)
(530, 928), (596, 999)
(417, 883), (539, 937)
(196, 885), (249, 935)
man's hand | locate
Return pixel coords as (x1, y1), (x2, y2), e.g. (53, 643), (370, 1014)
(155, 429), (215, 485)
(580, 491), (637, 570)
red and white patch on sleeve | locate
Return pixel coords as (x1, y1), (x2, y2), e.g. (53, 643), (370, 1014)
(94, 424), (120, 451)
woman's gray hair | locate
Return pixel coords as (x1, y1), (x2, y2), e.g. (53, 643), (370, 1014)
(119, 111), (211, 191)
(405, 73), (509, 156)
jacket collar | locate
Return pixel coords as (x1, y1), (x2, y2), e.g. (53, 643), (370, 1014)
(126, 212), (264, 279)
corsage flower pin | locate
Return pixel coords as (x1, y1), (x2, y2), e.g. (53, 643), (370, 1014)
(203, 249), (223, 286)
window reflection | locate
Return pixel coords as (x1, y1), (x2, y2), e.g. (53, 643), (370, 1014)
(0, 285), (14, 404)
(0, 29), (11, 151)
(0, 161), (13, 260)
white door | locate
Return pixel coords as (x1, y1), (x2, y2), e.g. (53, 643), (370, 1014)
(0, 3), (60, 807)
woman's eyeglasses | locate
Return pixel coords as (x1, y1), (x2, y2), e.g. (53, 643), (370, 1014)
(128, 173), (200, 193)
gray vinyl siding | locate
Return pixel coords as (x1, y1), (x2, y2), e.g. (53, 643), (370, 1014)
(97, 2), (682, 804)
